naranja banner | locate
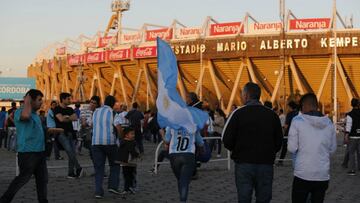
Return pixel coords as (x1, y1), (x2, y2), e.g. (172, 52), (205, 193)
(289, 18), (331, 30)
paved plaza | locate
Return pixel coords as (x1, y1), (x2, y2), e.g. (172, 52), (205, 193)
(0, 138), (360, 203)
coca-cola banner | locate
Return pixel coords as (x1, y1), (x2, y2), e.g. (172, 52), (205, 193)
(210, 22), (244, 36)
(106, 49), (131, 61)
(289, 18), (331, 30)
(67, 55), (83, 66)
(133, 46), (157, 58)
(248, 22), (283, 34)
(146, 28), (173, 41)
(85, 52), (105, 64)
(121, 32), (142, 44)
(98, 36), (118, 47)
(56, 47), (66, 55)
(176, 27), (202, 39)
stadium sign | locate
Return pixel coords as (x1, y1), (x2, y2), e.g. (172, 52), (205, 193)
(176, 27), (203, 39)
(0, 78), (36, 100)
(121, 32), (142, 44)
(133, 46), (157, 58)
(248, 22), (283, 33)
(98, 36), (118, 47)
(85, 52), (105, 64)
(146, 28), (173, 41)
(289, 18), (331, 30)
(210, 22), (244, 36)
(67, 54), (83, 66)
(106, 49), (131, 61)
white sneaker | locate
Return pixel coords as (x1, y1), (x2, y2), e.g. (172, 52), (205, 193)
(216, 154), (221, 158)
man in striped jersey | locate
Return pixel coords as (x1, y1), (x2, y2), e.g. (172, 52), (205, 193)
(91, 95), (123, 198)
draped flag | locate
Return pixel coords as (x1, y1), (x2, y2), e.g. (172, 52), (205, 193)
(156, 38), (209, 134)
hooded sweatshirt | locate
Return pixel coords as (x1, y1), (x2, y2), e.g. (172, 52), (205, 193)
(346, 108), (360, 138)
(288, 112), (337, 181)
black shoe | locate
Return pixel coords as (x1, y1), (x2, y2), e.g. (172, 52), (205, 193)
(67, 173), (77, 179)
(347, 170), (356, 176)
(76, 167), (84, 178)
(341, 164), (348, 169)
(94, 194), (104, 199)
(108, 188), (121, 195)
(55, 156), (64, 160)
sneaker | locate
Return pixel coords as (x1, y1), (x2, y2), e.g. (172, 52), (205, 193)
(148, 168), (155, 174)
(55, 156), (64, 160)
(128, 187), (136, 194)
(347, 170), (356, 176)
(94, 194), (104, 199)
(67, 173), (77, 179)
(120, 191), (129, 195)
(76, 167), (84, 178)
(216, 154), (221, 158)
(108, 188), (121, 195)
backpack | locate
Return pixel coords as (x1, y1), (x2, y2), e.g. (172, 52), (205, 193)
(196, 141), (211, 163)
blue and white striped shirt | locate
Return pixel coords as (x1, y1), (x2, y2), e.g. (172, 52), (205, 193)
(92, 105), (117, 145)
(165, 127), (204, 154)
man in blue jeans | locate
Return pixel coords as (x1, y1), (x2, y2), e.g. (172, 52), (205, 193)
(163, 126), (204, 203)
(0, 89), (48, 203)
(54, 92), (83, 178)
(91, 95), (123, 198)
(222, 82), (283, 203)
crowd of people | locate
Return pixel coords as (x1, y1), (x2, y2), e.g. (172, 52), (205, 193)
(0, 83), (359, 203)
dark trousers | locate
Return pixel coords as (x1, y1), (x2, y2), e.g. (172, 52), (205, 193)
(91, 145), (120, 196)
(234, 162), (273, 203)
(122, 166), (136, 191)
(0, 152), (48, 203)
(135, 130), (144, 153)
(0, 129), (5, 148)
(156, 150), (170, 168)
(279, 138), (288, 162)
(209, 133), (222, 155)
(169, 153), (196, 202)
(348, 139), (360, 171)
(292, 176), (328, 203)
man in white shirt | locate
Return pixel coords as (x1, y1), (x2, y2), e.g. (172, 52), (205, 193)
(288, 93), (337, 203)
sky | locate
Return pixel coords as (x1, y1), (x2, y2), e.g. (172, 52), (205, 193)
(0, 0), (359, 77)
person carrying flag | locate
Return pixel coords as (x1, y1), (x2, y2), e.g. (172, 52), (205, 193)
(156, 38), (208, 203)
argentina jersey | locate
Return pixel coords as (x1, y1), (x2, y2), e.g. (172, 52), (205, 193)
(165, 127), (204, 154)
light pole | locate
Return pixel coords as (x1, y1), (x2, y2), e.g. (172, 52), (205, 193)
(111, 0), (130, 45)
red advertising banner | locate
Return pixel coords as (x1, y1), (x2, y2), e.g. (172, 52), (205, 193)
(56, 47), (66, 55)
(210, 22), (244, 36)
(106, 49), (131, 61)
(289, 18), (331, 30)
(98, 36), (118, 47)
(146, 28), (173, 41)
(67, 55), (83, 66)
(121, 32), (142, 44)
(83, 40), (97, 48)
(85, 52), (105, 64)
(133, 46), (157, 58)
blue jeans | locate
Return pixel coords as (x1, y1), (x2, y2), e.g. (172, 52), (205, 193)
(169, 153), (195, 202)
(234, 163), (273, 203)
(91, 145), (120, 196)
(57, 132), (81, 175)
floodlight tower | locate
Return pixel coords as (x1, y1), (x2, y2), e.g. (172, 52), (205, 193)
(111, 0), (130, 45)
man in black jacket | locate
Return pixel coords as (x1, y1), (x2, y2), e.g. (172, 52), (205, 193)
(222, 82), (283, 203)
(345, 98), (360, 175)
